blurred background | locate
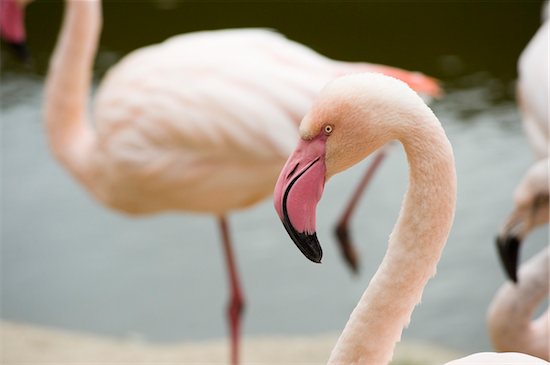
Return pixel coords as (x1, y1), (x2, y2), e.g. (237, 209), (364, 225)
(1, 0), (548, 357)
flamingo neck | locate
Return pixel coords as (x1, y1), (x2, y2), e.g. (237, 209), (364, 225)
(43, 0), (100, 184)
(488, 249), (549, 360)
(328, 113), (457, 365)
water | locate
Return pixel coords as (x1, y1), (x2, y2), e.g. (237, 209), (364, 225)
(1, 0), (547, 355)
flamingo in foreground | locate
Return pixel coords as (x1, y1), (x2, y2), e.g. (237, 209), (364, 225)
(273, 73), (548, 364)
(44, 1), (441, 363)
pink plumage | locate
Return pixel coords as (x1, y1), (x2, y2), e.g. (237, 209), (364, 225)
(491, 4), (549, 360)
(43, 1), (442, 363)
(273, 73), (548, 364)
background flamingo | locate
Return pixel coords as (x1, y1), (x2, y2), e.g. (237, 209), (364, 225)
(516, 1), (548, 161)
(0, 0), (31, 61)
(496, 0), (549, 282)
(488, 248), (549, 360)
(44, 1), (441, 363)
(273, 73), (548, 364)
(496, 159), (549, 283)
(490, 3), (549, 359)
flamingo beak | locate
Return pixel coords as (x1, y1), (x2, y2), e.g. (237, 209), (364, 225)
(0, 0), (29, 62)
(495, 207), (528, 283)
(495, 234), (520, 283)
(495, 194), (549, 283)
(274, 135), (327, 263)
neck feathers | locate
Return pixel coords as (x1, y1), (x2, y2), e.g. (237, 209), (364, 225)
(328, 110), (456, 365)
(488, 249), (549, 359)
(43, 0), (100, 183)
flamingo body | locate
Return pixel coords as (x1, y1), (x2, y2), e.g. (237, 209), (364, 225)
(90, 29), (344, 214)
(502, 2), (549, 241)
(516, 16), (548, 159)
(445, 352), (547, 364)
(48, 19), (438, 215)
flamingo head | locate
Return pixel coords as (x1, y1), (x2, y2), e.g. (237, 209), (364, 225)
(274, 73), (409, 263)
(496, 159), (549, 283)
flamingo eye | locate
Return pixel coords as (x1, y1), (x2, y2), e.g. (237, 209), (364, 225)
(324, 124), (333, 135)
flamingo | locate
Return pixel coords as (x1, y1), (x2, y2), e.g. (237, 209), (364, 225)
(488, 248), (549, 361)
(489, 4), (549, 359)
(0, 0), (31, 61)
(515, 0), (549, 162)
(273, 73), (548, 364)
(490, 87), (550, 363)
(44, 1), (441, 364)
(496, 159), (549, 283)
(495, 0), (548, 284)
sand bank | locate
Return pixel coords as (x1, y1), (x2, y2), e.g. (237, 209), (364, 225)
(1, 320), (460, 364)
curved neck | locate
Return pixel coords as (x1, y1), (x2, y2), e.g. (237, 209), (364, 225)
(43, 0), (100, 181)
(328, 113), (457, 364)
(488, 249), (549, 359)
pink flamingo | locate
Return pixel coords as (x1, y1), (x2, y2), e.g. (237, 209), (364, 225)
(488, 247), (549, 361)
(496, 160), (549, 282)
(273, 73), (548, 364)
(495, 0), (548, 282)
(0, 0), (31, 60)
(490, 4), (549, 359)
(490, 158), (549, 361)
(516, 1), (549, 161)
(44, 1), (441, 364)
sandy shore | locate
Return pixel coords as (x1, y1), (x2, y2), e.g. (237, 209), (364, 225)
(1, 320), (461, 364)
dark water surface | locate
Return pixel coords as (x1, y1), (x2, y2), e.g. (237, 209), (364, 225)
(1, 0), (547, 355)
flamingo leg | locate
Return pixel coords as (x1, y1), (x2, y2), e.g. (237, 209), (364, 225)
(334, 145), (391, 273)
(219, 216), (245, 365)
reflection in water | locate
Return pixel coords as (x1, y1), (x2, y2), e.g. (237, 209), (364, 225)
(1, 0), (547, 355)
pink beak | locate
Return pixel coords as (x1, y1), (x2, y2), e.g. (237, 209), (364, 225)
(273, 135), (328, 263)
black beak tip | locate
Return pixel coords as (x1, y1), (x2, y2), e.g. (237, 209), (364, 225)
(307, 255), (322, 264)
(496, 235), (520, 283)
(281, 217), (323, 264)
(305, 243), (323, 264)
(6, 41), (30, 62)
(292, 231), (323, 264)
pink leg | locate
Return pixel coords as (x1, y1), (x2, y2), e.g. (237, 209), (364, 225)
(334, 146), (390, 273)
(219, 216), (245, 365)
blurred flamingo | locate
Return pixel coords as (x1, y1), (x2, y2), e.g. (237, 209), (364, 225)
(495, 0), (549, 282)
(516, 2), (549, 161)
(273, 73), (547, 364)
(44, 1), (441, 363)
(488, 247), (549, 360)
(0, 0), (32, 60)
(490, 160), (549, 360)
(496, 160), (549, 282)
(490, 4), (549, 358)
